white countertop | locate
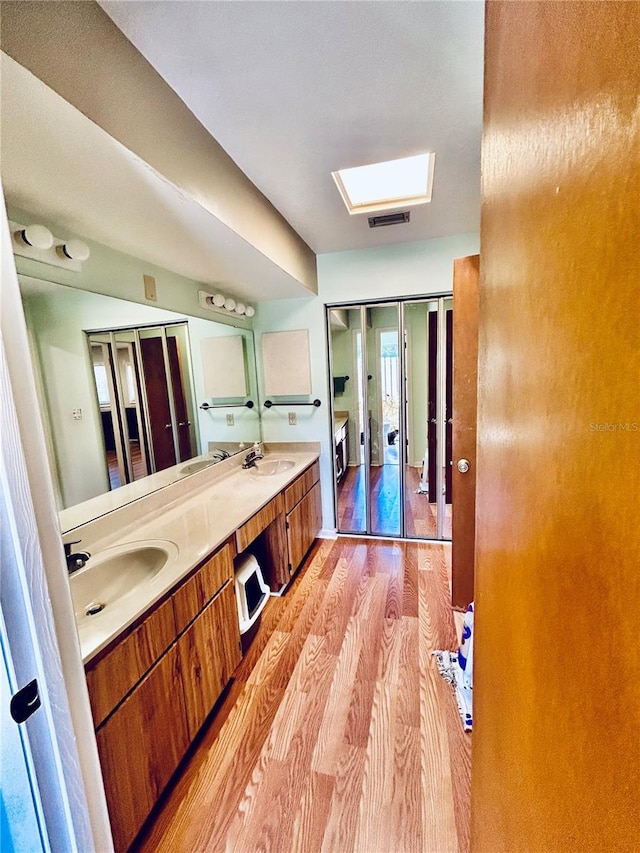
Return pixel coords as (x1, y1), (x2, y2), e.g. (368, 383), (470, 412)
(71, 446), (319, 664)
(334, 411), (348, 439)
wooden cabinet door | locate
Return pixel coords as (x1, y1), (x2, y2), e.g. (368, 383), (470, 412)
(95, 644), (189, 852)
(177, 582), (241, 740)
(286, 480), (322, 573)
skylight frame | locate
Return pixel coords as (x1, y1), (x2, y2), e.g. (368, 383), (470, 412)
(331, 152), (436, 216)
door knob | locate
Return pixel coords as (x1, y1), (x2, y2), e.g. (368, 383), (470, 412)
(457, 458), (470, 473)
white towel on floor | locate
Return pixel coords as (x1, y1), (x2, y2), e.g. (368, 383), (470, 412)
(433, 649), (473, 732)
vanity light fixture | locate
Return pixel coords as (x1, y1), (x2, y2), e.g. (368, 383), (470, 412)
(9, 220), (90, 272)
(198, 290), (255, 319)
(57, 238), (90, 262)
(15, 223), (54, 250)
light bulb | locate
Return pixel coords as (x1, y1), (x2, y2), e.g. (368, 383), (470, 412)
(19, 224), (54, 250)
(235, 302), (246, 315)
(224, 297), (236, 311)
(245, 306), (255, 318)
(212, 293), (225, 307)
(60, 238), (90, 261)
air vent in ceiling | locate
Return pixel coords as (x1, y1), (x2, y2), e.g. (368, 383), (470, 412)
(368, 211), (410, 228)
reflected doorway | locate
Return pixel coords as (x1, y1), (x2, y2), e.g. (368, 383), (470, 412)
(88, 322), (197, 490)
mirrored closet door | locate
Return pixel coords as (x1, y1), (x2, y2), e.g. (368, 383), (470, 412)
(328, 296), (453, 541)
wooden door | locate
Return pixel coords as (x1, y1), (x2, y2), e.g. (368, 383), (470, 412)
(167, 335), (193, 462)
(473, 3), (640, 851)
(451, 255), (479, 609)
(139, 336), (176, 471)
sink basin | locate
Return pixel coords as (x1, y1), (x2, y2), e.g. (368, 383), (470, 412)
(70, 539), (178, 621)
(180, 458), (217, 475)
(250, 458), (295, 477)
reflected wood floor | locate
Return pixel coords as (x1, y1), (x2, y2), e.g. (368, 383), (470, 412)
(338, 465), (452, 540)
(133, 537), (470, 853)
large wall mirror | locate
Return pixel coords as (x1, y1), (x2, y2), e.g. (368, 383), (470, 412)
(19, 276), (261, 531)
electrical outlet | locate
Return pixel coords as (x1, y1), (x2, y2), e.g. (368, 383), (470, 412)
(288, 412), (297, 426)
(226, 413), (235, 426)
(72, 408), (83, 420)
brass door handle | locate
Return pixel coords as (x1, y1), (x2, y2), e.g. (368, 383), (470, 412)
(457, 459), (470, 473)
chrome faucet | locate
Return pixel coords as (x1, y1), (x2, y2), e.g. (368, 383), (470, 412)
(64, 540), (91, 575)
(242, 447), (264, 469)
(210, 448), (230, 461)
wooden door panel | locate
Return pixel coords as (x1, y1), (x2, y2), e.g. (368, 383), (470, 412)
(177, 582), (241, 740)
(95, 644), (188, 851)
(452, 255), (479, 610)
(287, 481), (322, 573)
(473, 4), (640, 851)
(167, 335), (193, 462)
(140, 336), (176, 471)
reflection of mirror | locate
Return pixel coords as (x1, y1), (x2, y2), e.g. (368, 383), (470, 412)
(19, 276), (260, 524)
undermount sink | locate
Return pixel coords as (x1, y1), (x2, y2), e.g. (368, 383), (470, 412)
(249, 458), (295, 477)
(180, 458), (217, 475)
(70, 539), (178, 621)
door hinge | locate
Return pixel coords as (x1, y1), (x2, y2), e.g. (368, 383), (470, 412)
(10, 679), (41, 724)
(285, 521), (290, 531)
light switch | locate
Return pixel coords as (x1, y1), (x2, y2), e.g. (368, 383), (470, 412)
(143, 274), (157, 301)
(226, 413), (235, 426)
(288, 412), (297, 426)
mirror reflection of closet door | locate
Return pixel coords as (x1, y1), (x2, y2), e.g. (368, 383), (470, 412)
(367, 303), (401, 537)
(330, 297), (453, 541)
(90, 337), (127, 489)
(403, 297), (453, 541)
(166, 325), (197, 462)
(138, 328), (178, 471)
(113, 331), (150, 482)
(88, 322), (197, 491)
(330, 307), (366, 534)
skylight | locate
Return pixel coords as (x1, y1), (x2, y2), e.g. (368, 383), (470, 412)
(332, 153), (435, 215)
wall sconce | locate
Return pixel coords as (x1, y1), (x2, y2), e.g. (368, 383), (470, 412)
(10, 221), (91, 271)
(198, 290), (255, 319)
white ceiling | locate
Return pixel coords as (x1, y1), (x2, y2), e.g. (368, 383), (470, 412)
(99, 0), (484, 255)
(1, 55), (310, 301)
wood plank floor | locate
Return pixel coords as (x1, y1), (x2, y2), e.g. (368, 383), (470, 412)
(133, 537), (470, 853)
(337, 465), (452, 540)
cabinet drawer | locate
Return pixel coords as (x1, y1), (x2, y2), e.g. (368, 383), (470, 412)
(172, 542), (234, 634)
(177, 581), (242, 740)
(96, 643), (189, 852)
(86, 597), (176, 728)
(284, 460), (320, 513)
(235, 494), (283, 552)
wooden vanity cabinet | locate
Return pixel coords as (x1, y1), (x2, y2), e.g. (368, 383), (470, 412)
(236, 494), (288, 591)
(95, 644), (189, 852)
(86, 538), (241, 851)
(285, 461), (322, 575)
(178, 582), (241, 739)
